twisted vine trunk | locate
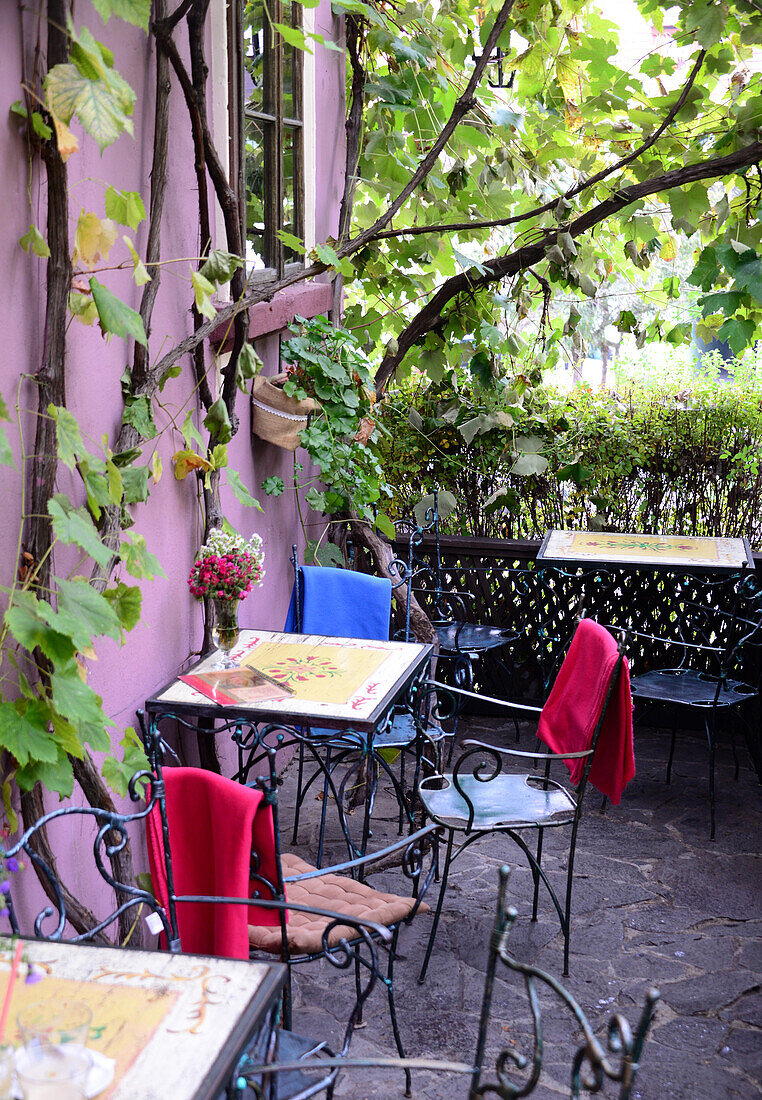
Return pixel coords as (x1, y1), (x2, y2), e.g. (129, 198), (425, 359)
(20, 0), (140, 947)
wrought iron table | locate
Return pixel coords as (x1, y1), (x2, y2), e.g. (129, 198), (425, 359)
(144, 629), (434, 859)
(0, 939), (285, 1099)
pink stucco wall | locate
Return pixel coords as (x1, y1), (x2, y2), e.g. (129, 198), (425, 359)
(2, 2), (344, 927)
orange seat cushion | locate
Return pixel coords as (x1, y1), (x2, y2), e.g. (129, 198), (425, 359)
(248, 852), (428, 956)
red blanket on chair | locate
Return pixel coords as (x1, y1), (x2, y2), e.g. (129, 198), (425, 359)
(147, 768), (282, 959)
(537, 619), (634, 805)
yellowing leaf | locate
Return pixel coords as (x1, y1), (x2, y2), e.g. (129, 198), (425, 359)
(68, 291), (97, 326)
(123, 235), (151, 286)
(660, 236), (678, 262)
(172, 450), (212, 480)
(151, 450), (162, 483)
(75, 212), (118, 267)
(191, 269), (217, 320)
(53, 117), (79, 162)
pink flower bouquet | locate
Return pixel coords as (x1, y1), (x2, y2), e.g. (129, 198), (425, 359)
(188, 529), (265, 602)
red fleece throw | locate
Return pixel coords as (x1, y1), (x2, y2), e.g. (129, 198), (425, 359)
(147, 767), (282, 959)
(537, 619), (634, 805)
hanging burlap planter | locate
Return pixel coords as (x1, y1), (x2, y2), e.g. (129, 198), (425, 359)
(251, 373), (317, 452)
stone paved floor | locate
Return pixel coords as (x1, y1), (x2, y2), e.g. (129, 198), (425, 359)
(279, 719), (762, 1099)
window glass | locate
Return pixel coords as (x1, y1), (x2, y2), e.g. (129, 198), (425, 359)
(240, 0), (303, 274)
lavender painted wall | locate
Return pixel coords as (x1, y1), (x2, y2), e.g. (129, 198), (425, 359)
(2, 2), (345, 928)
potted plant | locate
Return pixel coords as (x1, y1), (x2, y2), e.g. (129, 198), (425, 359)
(261, 315), (392, 537)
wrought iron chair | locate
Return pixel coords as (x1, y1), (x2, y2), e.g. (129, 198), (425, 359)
(416, 618), (633, 982)
(242, 866), (659, 1100)
(285, 545), (443, 857)
(392, 491), (521, 759)
(628, 568), (762, 839)
(2, 742), (441, 1100)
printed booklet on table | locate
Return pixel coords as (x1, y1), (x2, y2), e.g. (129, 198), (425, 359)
(179, 666), (295, 705)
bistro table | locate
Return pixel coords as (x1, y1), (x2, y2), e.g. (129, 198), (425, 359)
(144, 628), (434, 857)
(0, 939), (285, 1099)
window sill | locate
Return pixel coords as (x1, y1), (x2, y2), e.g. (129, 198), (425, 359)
(212, 279), (334, 347)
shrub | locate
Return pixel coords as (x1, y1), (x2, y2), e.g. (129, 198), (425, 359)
(378, 354), (762, 547)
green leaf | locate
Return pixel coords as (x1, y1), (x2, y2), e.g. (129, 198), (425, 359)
(512, 452), (549, 476)
(103, 582), (142, 631)
(0, 429), (13, 469)
(101, 727), (149, 798)
(198, 249), (244, 285)
(48, 494), (114, 568)
(413, 491), (456, 526)
(276, 231), (307, 255)
(48, 405), (84, 469)
(0, 700), (59, 767)
(374, 512), (396, 539)
(685, 1), (726, 47)
(313, 242), (341, 267)
(122, 395), (157, 438)
(262, 475), (285, 496)
(211, 443), (228, 469)
(204, 398), (232, 444)
(699, 291), (744, 317)
(119, 532), (164, 579)
(121, 464), (150, 502)
(228, 469), (263, 509)
(272, 21), (311, 52)
(19, 224), (50, 258)
(4, 593), (76, 665)
(51, 662), (112, 744)
(181, 411), (205, 449)
(90, 277), (147, 345)
(104, 186), (146, 229)
(238, 343), (262, 381)
(31, 111), (52, 141)
(717, 316), (755, 355)
(90, 0), (151, 30)
(57, 577), (123, 642)
(15, 749), (75, 798)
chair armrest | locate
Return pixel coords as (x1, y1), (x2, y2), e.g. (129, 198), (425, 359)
(428, 679), (543, 716)
(283, 824), (442, 883)
(462, 738), (592, 761)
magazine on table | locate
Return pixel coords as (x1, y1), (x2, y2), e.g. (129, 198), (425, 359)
(179, 665), (295, 705)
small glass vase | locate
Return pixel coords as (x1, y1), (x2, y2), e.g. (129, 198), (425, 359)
(211, 598), (240, 668)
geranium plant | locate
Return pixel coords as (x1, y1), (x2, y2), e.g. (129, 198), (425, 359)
(188, 529), (265, 602)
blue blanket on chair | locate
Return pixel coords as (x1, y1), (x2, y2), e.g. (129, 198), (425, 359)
(283, 565), (392, 640)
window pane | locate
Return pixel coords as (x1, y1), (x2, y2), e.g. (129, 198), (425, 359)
(242, 2), (264, 115)
(245, 116), (266, 270)
(283, 125), (303, 262)
(282, 2), (301, 121)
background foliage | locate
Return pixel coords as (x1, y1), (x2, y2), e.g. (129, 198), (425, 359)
(378, 351), (762, 545)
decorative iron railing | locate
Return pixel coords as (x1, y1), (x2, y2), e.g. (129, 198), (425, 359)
(391, 534), (762, 715)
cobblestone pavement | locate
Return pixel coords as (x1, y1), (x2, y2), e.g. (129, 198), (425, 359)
(279, 719), (762, 1099)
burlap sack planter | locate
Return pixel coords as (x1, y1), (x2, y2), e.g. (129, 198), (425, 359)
(251, 373), (317, 452)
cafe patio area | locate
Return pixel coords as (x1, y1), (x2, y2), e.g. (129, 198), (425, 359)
(282, 716), (762, 1100)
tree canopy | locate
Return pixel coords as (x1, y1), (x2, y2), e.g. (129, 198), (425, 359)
(317, 0), (762, 395)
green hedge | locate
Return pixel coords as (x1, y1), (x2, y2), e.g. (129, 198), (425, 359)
(378, 354), (762, 547)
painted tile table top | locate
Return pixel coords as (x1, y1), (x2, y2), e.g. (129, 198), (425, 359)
(537, 530), (754, 572)
(148, 629), (434, 734)
(0, 939), (284, 1099)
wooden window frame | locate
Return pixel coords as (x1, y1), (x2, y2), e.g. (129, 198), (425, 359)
(230, 0), (305, 280)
